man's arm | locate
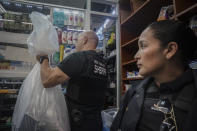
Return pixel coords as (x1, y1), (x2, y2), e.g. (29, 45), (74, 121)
(40, 59), (70, 88)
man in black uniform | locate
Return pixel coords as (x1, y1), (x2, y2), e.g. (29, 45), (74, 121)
(37, 31), (107, 131)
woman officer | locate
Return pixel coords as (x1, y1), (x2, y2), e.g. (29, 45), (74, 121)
(111, 20), (197, 131)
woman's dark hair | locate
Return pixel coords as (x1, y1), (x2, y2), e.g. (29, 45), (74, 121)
(147, 20), (197, 64)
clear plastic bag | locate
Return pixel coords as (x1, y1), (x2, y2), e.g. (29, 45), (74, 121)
(101, 108), (118, 131)
(12, 12), (70, 131)
(27, 12), (59, 55)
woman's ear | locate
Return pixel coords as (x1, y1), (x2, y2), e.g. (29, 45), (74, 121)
(164, 42), (178, 60)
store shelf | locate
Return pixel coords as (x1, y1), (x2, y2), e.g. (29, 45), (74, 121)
(176, 3), (197, 21)
(122, 59), (137, 66)
(0, 89), (18, 94)
(0, 70), (29, 78)
(0, 31), (29, 45)
(121, 0), (171, 36)
(121, 37), (139, 48)
(121, 0), (148, 25)
(0, 42), (28, 48)
(122, 77), (143, 81)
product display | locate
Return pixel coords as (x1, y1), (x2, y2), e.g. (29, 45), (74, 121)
(0, 12), (32, 33)
(62, 30), (68, 44)
(59, 44), (64, 62)
(51, 8), (84, 65)
(0, 78), (23, 130)
(157, 5), (174, 21)
(67, 31), (73, 44)
(53, 8), (84, 28)
(126, 71), (141, 78)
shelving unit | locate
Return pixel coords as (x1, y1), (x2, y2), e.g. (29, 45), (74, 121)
(0, 70), (29, 78)
(119, 0), (180, 95)
(174, 1), (197, 22)
(119, 0), (197, 95)
(0, 78), (23, 131)
(0, 89), (18, 94)
(0, 31), (29, 45)
(122, 76), (143, 81)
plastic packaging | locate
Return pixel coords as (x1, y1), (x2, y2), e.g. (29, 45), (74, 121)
(60, 44), (65, 62)
(72, 32), (78, 45)
(64, 12), (69, 26)
(101, 108), (118, 131)
(27, 12), (59, 55)
(64, 46), (71, 59)
(67, 31), (73, 44)
(12, 12), (70, 131)
(78, 13), (84, 27)
(62, 30), (68, 44)
(157, 5), (174, 21)
(74, 13), (79, 26)
(68, 13), (74, 26)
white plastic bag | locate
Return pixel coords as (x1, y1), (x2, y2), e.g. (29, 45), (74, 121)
(27, 12), (59, 55)
(101, 108), (118, 130)
(12, 12), (70, 131)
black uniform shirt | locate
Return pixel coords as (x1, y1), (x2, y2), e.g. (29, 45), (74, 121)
(136, 69), (194, 131)
(58, 50), (107, 108)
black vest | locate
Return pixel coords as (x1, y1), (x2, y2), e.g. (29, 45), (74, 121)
(67, 51), (107, 107)
(111, 70), (197, 131)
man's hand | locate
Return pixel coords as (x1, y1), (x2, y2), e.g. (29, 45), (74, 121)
(36, 55), (48, 64)
(36, 55), (48, 61)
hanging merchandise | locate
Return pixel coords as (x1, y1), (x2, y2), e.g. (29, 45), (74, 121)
(59, 11), (64, 27)
(74, 13), (79, 26)
(12, 12), (70, 131)
(64, 11), (69, 26)
(72, 31), (78, 45)
(107, 32), (115, 46)
(67, 31), (73, 44)
(59, 44), (64, 62)
(62, 29), (68, 44)
(71, 45), (76, 53)
(68, 12), (74, 26)
(53, 51), (60, 64)
(53, 9), (59, 26)
(63, 46), (71, 59)
(78, 13), (84, 27)
(57, 27), (62, 44)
